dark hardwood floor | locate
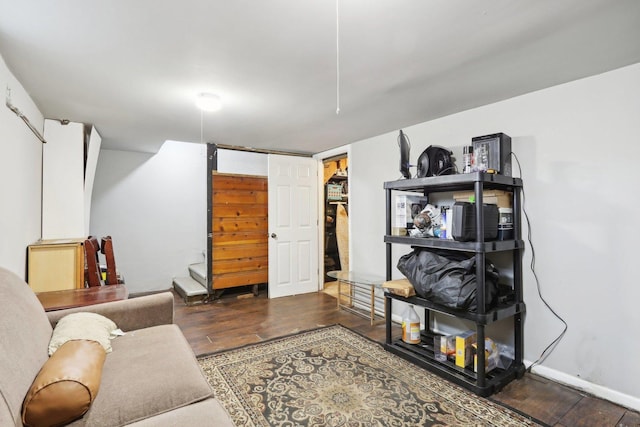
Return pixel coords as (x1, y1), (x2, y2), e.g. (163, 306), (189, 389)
(172, 287), (640, 427)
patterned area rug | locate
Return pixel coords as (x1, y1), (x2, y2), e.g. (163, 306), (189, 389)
(198, 325), (542, 426)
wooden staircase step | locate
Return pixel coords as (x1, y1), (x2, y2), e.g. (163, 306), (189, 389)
(173, 276), (208, 305)
(188, 262), (207, 287)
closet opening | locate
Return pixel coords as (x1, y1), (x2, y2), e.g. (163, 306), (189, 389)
(322, 154), (348, 295)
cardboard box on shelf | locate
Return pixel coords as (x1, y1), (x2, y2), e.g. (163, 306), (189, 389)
(434, 335), (455, 362)
(326, 183), (343, 201)
(473, 338), (499, 373)
(382, 278), (416, 298)
(455, 330), (477, 368)
(393, 195), (408, 236)
(453, 190), (512, 209)
(393, 194), (430, 236)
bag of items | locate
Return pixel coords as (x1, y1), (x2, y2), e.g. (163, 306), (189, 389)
(397, 249), (499, 312)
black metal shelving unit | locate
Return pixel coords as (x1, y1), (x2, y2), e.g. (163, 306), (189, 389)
(383, 172), (526, 397)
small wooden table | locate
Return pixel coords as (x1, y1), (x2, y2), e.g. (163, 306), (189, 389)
(36, 285), (129, 312)
(327, 271), (386, 325)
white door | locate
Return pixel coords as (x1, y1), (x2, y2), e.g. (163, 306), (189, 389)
(268, 154), (319, 298)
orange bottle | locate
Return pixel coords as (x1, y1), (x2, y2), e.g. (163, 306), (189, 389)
(401, 305), (421, 344)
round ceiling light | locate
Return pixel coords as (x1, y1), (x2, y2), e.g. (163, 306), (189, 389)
(195, 93), (222, 112)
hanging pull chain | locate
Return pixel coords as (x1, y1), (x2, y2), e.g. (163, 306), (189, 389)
(336, 0), (340, 115)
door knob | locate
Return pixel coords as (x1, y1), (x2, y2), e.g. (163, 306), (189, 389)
(270, 233), (277, 239)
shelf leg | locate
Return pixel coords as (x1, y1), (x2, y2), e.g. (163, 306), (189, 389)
(370, 287), (375, 325)
(423, 307), (432, 334)
(514, 312), (524, 365)
(385, 295), (392, 344)
(477, 325), (486, 388)
(385, 189), (392, 281)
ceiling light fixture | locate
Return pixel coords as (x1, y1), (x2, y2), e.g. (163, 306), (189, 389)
(196, 92), (222, 112)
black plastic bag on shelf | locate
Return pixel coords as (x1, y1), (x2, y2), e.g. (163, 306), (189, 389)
(397, 249), (499, 312)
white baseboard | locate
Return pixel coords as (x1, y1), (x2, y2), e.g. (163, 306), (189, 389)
(388, 313), (640, 412)
(529, 364), (640, 412)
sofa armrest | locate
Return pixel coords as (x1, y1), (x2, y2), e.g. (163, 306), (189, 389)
(46, 292), (174, 331)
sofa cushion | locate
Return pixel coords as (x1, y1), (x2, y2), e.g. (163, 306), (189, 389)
(48, 312), (117, 355)
(22, 340), (106, 427)
(0, 268), (53, 426)
(69, 324), (213, 426)
(46, 292), (174, 332)
(125, 398), (234, 427)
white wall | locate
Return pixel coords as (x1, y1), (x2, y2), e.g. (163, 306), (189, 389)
(84, 126), (102, 235)
(90, 141), (207, 293)
(0, 54), (43, 278)
(348, 63), (640, 408)
(42, 119), (85, 239)
(216, 148), (267, 176)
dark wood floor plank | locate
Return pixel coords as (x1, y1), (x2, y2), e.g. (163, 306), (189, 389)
(558, 396), (627, 427)
(618, 410), (640, 426)
(492, 373), (583, 425)
(172, 289), (639, 427)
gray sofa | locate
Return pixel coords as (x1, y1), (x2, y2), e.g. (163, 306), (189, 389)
(0, 267), (234, 426)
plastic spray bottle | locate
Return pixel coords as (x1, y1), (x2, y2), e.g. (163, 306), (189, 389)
(401, 305), (421, 344)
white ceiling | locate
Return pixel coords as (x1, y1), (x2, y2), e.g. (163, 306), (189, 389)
(1, 1), (639, 154)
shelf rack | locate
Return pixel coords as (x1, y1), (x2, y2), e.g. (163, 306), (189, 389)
(383, 172), (526, 396)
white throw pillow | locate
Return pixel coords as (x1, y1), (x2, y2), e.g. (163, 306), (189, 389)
(48, 312), (118, 356)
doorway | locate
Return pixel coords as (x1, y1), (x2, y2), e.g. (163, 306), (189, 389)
(322, 154), (348, 294)
(206, 144), (320, 299)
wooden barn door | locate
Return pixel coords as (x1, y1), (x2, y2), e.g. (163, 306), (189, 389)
(211, 172), (268, 294)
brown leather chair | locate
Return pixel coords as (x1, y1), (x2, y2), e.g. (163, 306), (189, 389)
(100, 236), (123, 285)
(84, 236), (103, 287)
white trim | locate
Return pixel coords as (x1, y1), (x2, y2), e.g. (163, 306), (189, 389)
(529, 364), (640, 412)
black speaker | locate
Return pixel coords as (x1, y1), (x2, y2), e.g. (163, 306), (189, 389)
(416, 146), (454, 178)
